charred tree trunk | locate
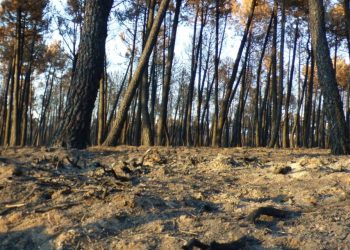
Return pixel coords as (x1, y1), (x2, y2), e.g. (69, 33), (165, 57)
(254, 11), (274, 147)
(53, 0), (113, 148)
(268, 2), (278, 147)
(183, 5), (207, 146)
(308, 0), (350, 154)
(270, 0), (285, 148)
(97, 67), (106, 145)
(283, 20), (299, 148)
(232, 34), (252, 147)
(213, 0), (220, 144)
(103, 0), (171, 146)
(157, 0), (182, 146)
(291, 38), (310, 147)
(140, 0), (156, 146)
(1, 57), (13, 145)
(10, 7), (23, 146)
(342, 0), (350, 134)
(303, 49), (315, 147)
(260, 63), (272, 146)
(20, 52), (34, 146)
(214, 0), (256, 146)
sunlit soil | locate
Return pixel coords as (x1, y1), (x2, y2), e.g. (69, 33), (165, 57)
(0, 146), (349, 249)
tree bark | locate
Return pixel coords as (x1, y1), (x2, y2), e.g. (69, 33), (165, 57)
(254, 11), (274, 147)
(97, 69), (106, 145)
(157, 0), (182, 146)
(342, 0), (350, 133)
(282, 20), (298, 148)
(269, 0), (285, 148)
(103, 0), (171, 146)
(213, 0), (256, 146)
(232, 34), (252, 147)
(308, 0), (350, 154)
(183, 5), (207, 146)
(1, 57), (13, 145)
(10, 7), (23, 146)
(52, 0), (113, 148)
(268, 1), (278, 147)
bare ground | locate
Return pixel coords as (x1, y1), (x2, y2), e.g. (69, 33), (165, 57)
(0, 146), (350, 249)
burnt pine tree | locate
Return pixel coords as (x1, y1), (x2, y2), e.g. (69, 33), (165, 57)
(269, 0), (286, 148)
(103, 0), (171, 146)
(308, 0), (350, 154)
(213, 0), (256, 146)
(254, 10), (274, 147)
(53, 0), (113, 148)
(157, 0), (182, 146)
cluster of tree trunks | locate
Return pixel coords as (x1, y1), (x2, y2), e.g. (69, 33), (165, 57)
(1, 0), (350, 155)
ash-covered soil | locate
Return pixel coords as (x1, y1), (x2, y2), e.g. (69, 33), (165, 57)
(0, 146), (350, 249)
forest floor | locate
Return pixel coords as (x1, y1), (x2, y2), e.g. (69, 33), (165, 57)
(0, 146), (350, 249)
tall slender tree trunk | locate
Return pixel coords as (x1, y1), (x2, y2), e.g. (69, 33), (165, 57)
(183, 5), (207, 146)
(214, 0), (256, 146)
(315, 91), (322, 146)
(157, 0), (182, 146)
(103, 0), (171, 146)
(10, 7), (23, 146)
(310, 86), (318, 147)
(270, 0), (285, 148)
(292, 52), (309, 147)
(303, 50), (315, 147)
(106, 60), (131, 131)
(140, 0), (156, 146)
(268, 1), (278, 147)
(150, 45), (157, 132)
(283, 20), (299, 148)
(232, 61), (250, 147)
(20, 60), (33, 146)
(308, 0), (350, 154)
(4, 55), (16, 146)
(213, 0), (220, 144)
(97, 71), (106, 145)
(196, 39), (211, 146)
(232, 33), (252, 146)
(260, 62), (272, 146)
(342, 0), (350, 133)
(35, 70), (55, 146)
(1, 57), (13, 145)
(20, 29), (37, 146)
(254, 11), (274, 147)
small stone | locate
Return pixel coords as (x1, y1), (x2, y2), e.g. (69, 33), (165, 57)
(193, 192), (204, 200)
(273, 166), (292, 175)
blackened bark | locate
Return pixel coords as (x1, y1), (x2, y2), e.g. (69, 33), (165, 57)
(308, 0), (350, 154)
(268, 2), (278, 148)
(140, 0), (156, 146)
(302, 50), (315, 147)
(291, 45), (309, 148)
(1, 57), (13, 145)
(103, 0), (171, 146)
(214, 0), (256, 146)
(254, 11), (274, 147)
(342, 0), (350, 133)
(10, 7), (23, 146)
(157, 0), (182, 146)
(282, 21), (298, 148)
(53, 0), (113, 148)
(270, 0), (285, 148)
(232, 34), (252, 147)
